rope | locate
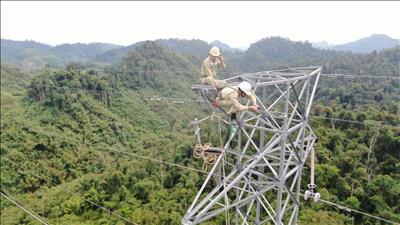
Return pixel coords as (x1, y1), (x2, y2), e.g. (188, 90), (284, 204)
(197, 84), (231, 224)
(222, 153), (230, 225)
(1, 190), (51, 225)
(290, 82), (305, 117)
(217, 112), (224, 149)
(216, 109), (230, 225)
(193, 143), (219, 172)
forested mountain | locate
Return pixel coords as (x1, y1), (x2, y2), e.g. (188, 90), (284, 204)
(238, 36), (400, 77)
(113, 41), (200, 97)
(95, 39), (211, 66)
(1, 37), (399, 225)
(1, 39), (56, 71)
(1, 39), (52, 52)
(93, 41), (145, 65)
(1, 42), (205, 224)
(1, 39), (121, 71)
(95, 38), (243, 78)
(50, 43), (121, 62)
(239, 37), (340, 72)
(3, 34), (399, 72)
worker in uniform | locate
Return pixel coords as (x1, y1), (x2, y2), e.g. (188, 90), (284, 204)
(200, 46), (227, 91)
(212, 81), (260, 144)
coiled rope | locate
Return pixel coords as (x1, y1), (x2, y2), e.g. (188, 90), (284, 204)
(193, 143), (219, 172)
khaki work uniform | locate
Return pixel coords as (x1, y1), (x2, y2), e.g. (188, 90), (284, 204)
(219, 86), (257, 114)
(200, 56), (226, 89)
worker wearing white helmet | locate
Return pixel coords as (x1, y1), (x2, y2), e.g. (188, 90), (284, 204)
(212, 81), (260, 142)
(212, 81), (260, 115)
(200, 46), (227, 90)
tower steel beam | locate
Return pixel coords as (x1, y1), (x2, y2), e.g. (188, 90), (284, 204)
(183, 67), (322, 225)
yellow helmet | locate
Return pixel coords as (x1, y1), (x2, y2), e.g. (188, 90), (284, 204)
(209, 46), (220, 56)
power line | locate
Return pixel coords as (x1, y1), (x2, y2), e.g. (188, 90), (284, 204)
(309, 115), (398, 128)
(89, 146), (400, 225)
(28, 84), (203, 104)
(143, 97), (399, 128)
(2, 141), (399, 224)
(1, 158), (138, 225)
(0, 190), (51, 225)
(37, 67), (400, 80)
(318, 198), (399, 225)
(322, 73), (400, 80)
(84, 199), (138, 225)
(29, 72), (400, 93)
(300, 193), (399, 225)
(29, 128), (395, 224)
(3, 72), (400, 223)
(108, 148), (206, 174)
(25, 83), (399, 128)
(96, 147), (400, 225)
(144, 95), (398, 128)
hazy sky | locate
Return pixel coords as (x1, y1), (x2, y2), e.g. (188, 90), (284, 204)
(2, 1), (400, 47)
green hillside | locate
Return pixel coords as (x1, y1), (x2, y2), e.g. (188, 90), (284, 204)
(1, 39), (399, 225)
(1, 39), (121, 71)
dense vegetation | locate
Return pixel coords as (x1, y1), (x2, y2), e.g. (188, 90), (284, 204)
(1, 37), (399, 225)
(1, 39), (121, 71)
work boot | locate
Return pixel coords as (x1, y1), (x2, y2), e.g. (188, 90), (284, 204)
(228, 122), (238, 135)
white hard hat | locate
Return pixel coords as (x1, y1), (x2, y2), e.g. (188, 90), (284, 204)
(209, 46), (220, 56)
(238, 81), (252, 96)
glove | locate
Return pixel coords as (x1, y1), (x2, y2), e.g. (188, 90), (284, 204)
(212, 99), (220, 107)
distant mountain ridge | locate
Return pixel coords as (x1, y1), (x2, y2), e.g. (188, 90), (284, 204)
(333, 34), (400, 53)
(2, 34), (399, 71)
(313, 34), (400, 53)
(51, 42), (121, 59)
(1, 39), (121, 70)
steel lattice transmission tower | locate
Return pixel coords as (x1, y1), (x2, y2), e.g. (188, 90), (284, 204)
(182, 67), (322, 225)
